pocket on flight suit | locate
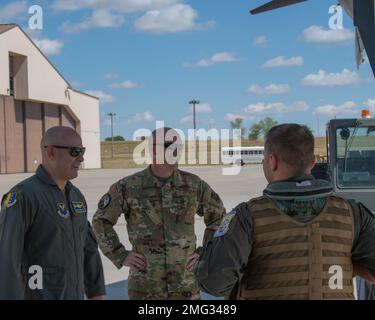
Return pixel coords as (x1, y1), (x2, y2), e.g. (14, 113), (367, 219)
(23, 266), (66, 300)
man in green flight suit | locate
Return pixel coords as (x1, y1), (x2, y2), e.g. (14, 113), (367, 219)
(0, 126), (105, 300)
(92, 127), (225, 300)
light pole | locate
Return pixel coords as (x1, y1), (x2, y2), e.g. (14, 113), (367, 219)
(189, 100), (199, 141)
(107, 112), (116, 158)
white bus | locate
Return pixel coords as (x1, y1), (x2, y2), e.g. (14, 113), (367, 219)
(221, 146), (264, 165)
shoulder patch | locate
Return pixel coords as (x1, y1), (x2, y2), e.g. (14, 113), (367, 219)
(72, 202), (86, 214)
(214, 210), (238, 238)
(98, 193), (111, 210)
(1, 192), (18, 209)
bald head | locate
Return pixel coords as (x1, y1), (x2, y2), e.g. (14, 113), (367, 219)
(41, 126), (81, 149)
(41, 126), (84, 185)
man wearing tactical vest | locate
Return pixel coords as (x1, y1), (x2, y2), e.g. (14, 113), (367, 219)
(195, 123), (375, 300)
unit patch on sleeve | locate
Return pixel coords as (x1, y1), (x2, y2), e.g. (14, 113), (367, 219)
(214, 210), (238, 238)
(1, 192), (18, 209)
(98, 194), (111, 210)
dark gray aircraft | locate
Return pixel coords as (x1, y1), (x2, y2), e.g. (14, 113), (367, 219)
(250, 0), (375, 77)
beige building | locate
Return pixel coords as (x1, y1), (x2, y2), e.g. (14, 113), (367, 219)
(0, 24), (101, 174)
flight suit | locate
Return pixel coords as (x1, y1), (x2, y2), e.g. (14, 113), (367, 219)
(0, 165), (105, 300)
(92, 166), (225, 300)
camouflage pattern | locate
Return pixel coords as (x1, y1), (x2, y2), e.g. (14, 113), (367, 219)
(92, 166), (225, 300)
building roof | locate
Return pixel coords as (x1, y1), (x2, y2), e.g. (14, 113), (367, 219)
(0, 23), (99, 101)
(0, 24), (17, 35)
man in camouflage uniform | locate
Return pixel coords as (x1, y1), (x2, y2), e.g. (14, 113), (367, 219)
(92, 127), (225, 300)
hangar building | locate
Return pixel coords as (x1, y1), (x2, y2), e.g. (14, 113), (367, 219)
(0, 24), (101, 174)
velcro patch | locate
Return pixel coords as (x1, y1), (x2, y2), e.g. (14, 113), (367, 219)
(214, 210), (237, 238)
(1, 192), (18, 209)
(72, 202), (86, 214)
(98, 194), (111, 210)
(57, 203), (70, 219)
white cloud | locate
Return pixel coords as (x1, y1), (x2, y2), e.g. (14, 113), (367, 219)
(303, 25), (354, 44)
(109, 81), (141, 89)
(60, 9), (125, 33)
(32, 38), (64, 56)
(253, 35), (268, 47)
(55, 1), (213, 34)
(104, 73), (120, 80)
(180, 115), (193, 124)
(364, 99), (375, 112)
(127, 111), (155, 123)
(180, 103), (212, 125)
(247, 83), (290, 95)
(224, 113), (247, 122)
(314, 101), (358, 116)
(0, 1), (28, 23)
(183, 52), (238, 68)
(243, 101), (309, 115)
(134, 3), (209, 34)
(188, 103), (212, 113)
(315, 99), (375, 117)
(51, 0), (178, 13)
(85, 90), (115, 104)
(301, 69), (360, 87)
(262, 56), (304, 68)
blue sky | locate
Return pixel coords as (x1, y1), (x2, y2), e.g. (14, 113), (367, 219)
(1, 0), (374, 140)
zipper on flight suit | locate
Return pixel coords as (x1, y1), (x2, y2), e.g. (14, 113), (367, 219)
(64, 190), (80, 298)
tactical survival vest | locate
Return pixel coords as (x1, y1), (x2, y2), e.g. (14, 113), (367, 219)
(237, 195), (355, 300)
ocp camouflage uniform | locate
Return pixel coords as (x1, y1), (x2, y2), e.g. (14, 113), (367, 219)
(92, 166), (225, 300)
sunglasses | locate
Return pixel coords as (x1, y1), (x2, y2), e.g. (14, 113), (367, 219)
(44, 145), (86, 157)
(153, 142), (183, 150)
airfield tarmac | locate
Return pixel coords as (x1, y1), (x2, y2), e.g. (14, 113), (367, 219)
(0, 165), (267, 299)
